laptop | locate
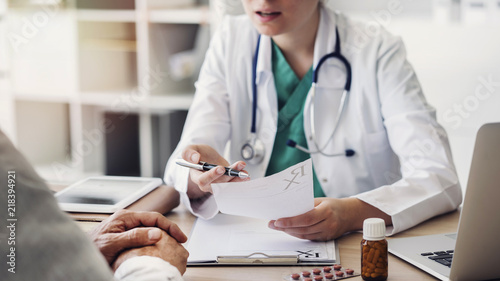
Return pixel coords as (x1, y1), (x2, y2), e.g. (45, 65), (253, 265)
(388, 123), (500, 281)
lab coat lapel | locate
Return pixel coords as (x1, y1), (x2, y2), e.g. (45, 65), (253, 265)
(254, 34), (278, 161)
(304, 7), (341, 150)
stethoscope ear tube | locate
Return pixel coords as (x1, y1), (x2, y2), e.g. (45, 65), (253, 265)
(312, 28), (352, 91)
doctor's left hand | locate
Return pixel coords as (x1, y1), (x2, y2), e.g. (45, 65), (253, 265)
(268, 198), (391, 241)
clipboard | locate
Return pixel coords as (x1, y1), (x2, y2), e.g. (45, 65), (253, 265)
(217, 253), (298, 264)
(186, 214), (339, 266)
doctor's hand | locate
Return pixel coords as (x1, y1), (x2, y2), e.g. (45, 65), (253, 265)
(182, 144), (249, 199)
(89, 210), (188, 265)
(268, 198), (392, 241)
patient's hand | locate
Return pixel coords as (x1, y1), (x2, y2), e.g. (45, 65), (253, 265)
(112, 230), (189, 274)
(89, 210), (187, 265)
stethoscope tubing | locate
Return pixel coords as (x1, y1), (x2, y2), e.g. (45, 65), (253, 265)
(247, 27), (353, 160)
(313, 29), (352, 91)
(251, 35), (261, 135)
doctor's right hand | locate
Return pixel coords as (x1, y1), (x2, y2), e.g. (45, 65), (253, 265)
(182, 144), (249, 199)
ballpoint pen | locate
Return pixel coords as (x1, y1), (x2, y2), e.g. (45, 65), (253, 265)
(175, 159), (250, 179)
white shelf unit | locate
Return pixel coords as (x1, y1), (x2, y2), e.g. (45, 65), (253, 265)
(1, 0), (214, 184)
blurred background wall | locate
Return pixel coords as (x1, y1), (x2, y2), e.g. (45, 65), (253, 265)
(1, 0), (499, 195)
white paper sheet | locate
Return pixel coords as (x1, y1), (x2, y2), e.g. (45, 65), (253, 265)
(212, 159), (314, 220)
(187, 214), (337, 264)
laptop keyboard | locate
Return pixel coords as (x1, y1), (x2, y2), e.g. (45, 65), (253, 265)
(421, 250), (454, 267)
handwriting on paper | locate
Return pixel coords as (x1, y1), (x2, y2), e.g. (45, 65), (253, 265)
(212, 159), (314, 220)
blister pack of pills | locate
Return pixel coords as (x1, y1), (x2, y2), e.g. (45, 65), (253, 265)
(285, 264), (360, 281)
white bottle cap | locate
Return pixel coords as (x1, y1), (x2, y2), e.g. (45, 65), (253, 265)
(363, 218), (386, 241)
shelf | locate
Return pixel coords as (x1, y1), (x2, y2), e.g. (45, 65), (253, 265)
(79, 91), (194, 111)
(79, 90), (136, 107)
(146, 94), (194, 111)
(77, 9), (136, 22)
(75, 0), (135, 10)
(149, 6), (210, 24)
(14, 93), (73, 103)
(81, 39), (137, 52)
(79, 48), (137, 93)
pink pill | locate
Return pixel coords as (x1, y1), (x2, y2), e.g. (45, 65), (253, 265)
(333, 264), (342, 271)
(335, 271), (344, 277)
(323, 266), (332, 273)
(304, 278), (313, 281)
(314, 276), (323, 281)
(291, 273), (301, 280)
(302, 271), (311, 277)
(324, 273), (334, 279)
(345, 268), (354, 275)
(313, 268), (322, 275)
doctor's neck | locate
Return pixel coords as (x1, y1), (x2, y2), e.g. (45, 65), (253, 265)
(272, 6), (319, 79)
(271, 7), (319, 58)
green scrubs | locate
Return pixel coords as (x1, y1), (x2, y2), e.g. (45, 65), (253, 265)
(265, 41), (326, 198)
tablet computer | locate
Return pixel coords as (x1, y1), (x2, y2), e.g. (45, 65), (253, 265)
(55, 176), (162, 213)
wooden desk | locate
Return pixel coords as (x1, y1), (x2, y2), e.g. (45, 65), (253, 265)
(77, 205), (460, 281)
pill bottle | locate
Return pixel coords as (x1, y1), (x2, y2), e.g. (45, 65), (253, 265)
(361, 218), (388, 281)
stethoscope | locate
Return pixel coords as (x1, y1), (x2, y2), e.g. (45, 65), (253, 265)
(241, 28), (355, 164)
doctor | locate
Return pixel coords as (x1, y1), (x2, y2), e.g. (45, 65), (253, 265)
(164, 0), (462, 241)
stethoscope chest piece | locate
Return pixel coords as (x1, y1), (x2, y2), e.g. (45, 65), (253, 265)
(241, 135), (265, 164)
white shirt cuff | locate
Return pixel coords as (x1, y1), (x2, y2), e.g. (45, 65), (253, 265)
(114, 256), (183, 281)
(169, 160), (219, 219)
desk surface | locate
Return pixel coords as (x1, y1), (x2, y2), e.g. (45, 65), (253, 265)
(77, 206), (460, 281)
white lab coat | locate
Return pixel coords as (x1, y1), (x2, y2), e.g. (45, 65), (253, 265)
(164, 6), (462, 235)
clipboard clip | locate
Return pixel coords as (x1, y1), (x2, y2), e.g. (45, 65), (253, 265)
(217, 252), (298, 264)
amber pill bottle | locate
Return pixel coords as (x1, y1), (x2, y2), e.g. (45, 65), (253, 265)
(361, 218), (388, 281)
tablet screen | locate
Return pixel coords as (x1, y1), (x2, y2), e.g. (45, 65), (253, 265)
(57, 178), (156, 205)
